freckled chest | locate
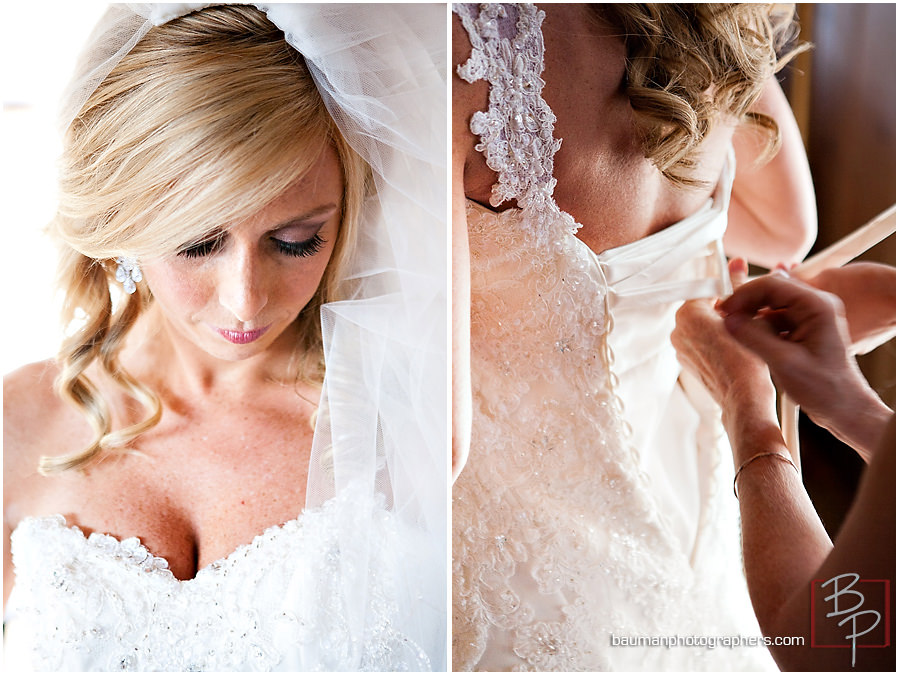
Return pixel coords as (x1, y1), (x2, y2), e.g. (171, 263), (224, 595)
(25, 389), (315, 582)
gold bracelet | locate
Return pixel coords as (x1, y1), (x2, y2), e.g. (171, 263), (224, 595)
(733, 451), (799, 499)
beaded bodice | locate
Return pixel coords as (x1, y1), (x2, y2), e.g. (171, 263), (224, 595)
(6, 490), (431, 672)
(453, 4), (773, 671)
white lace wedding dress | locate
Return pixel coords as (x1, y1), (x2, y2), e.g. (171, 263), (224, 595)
(452, 4), (776, 671)
(5, 487), (432, 671)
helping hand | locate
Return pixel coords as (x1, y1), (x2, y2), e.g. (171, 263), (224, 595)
(717, 264), (891, 459)
(672, 259), (778, 452)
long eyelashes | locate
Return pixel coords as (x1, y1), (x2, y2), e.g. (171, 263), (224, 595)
(176, 233), (326, 259)
(273, 233), (326, 258)
(177, 234), (225, 258)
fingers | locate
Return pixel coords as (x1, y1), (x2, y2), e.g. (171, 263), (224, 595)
(718, 272), (834, 325)
(722, 311), (795, 367)
(728, 257), (749, 289)
(757, 307), (795, 335)
(773, 261), (799, 274)
(673, 300), (720, 360)
(674, 295), (774, 411)
(674, 298), (720, 344)
(718, 270), (857, 400)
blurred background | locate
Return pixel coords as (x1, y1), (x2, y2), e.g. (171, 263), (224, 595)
(781, 3), (895, 538)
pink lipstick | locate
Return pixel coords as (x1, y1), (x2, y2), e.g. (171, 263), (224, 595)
(217, 325), (270, 344)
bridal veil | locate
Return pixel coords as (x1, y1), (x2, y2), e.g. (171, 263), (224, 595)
(58, 3), (447, 669)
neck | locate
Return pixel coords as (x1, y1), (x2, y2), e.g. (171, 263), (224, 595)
(123, 305), (307, 399)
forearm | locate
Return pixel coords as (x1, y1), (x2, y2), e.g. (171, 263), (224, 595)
(725, 192), (813, 268)
(759, 420), (896, 671)
(451, 134), (472, 482)
(818, 392), (893, 463)
(721, 373), (782, 467)
(730, 421), (833, 668)
(725, 77), (817, 267)
(729, 407), (896, 670)
(722, 387), (831, 631)
(734, 429), (833, 616)
(451, 207), (472, 482)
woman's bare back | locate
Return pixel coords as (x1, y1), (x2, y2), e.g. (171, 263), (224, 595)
(457, 4), (735, 255)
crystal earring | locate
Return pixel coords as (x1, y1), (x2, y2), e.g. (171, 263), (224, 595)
(115, 257), (142, 295)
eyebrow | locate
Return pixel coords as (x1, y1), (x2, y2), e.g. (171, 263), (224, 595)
(177, 203), (341, 251)
(273, 203), (339, 229)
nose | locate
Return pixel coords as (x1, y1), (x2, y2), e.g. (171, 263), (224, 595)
(218, 244), (268, 323)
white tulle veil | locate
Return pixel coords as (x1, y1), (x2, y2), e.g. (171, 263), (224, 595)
(59, 3), (446, 669)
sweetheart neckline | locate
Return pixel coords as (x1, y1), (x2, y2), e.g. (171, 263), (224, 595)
(12, 510), (313, 584)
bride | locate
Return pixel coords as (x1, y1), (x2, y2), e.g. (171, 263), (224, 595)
(3, 4), (446, 671)
(452, 3), (816, 670)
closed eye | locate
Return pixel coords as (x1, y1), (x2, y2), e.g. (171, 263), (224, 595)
(272, 233), (326, 258)
(177, 233), (225, 258)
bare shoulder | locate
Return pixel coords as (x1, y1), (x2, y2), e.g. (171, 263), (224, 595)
(4, 359), (64, 449)
(3, 360), (83, 513)
(5, 358), (60, 395)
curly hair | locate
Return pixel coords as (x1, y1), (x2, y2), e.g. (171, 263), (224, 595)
(42, 5), (370, 474)
(593, 3), (807, 187)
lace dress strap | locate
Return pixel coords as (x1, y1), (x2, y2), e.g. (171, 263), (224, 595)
(453, 3), (561, 211)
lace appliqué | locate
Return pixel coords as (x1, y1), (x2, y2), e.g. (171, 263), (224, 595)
(455, 4), (567, 219)
(453, 204), (706, 671)
(453, 5), (771, 671)
(9, 492), (431, 672)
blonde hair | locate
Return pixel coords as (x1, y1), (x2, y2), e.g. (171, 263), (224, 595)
(593, 3), (807, 187)
(43, 5), (369, 473)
